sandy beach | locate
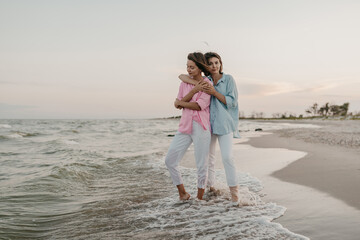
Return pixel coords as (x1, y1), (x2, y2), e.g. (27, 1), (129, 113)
(181, 119), (360, 240)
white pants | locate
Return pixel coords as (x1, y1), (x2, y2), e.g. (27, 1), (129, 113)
(165, 121), (211, 189)
(207, 133), (238, 187)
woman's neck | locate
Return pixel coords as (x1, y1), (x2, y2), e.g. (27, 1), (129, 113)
(211, 72), (223, 83)
(193, 74), (203, 81)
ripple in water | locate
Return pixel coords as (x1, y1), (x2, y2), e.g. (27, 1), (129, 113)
(0, 119), (311, 239)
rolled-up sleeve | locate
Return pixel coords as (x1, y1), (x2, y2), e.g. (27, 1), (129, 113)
(224, 76), (238, 109)
(177, 82), (184, 99)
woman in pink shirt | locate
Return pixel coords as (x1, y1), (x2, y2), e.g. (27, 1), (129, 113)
(165, 52), (212, 200)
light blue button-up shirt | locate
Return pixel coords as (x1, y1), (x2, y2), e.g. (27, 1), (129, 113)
(208, 74), (240, 138)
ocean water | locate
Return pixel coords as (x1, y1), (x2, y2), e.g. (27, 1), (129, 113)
(0, 119), (316, 240)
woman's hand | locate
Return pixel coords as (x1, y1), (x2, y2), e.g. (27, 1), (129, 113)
(192, 80), (204, 92)
(202, 83), (216, 95)
(174, 98), (183, 109)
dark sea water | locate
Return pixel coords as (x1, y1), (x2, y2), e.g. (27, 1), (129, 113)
(0, 119), (309, 239)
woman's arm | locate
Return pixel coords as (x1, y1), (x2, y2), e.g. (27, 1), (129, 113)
(222, 76), (238, 109)
(174, 81), (200, 109)
(180, 80), (206, 103)
(203, 75), (238, 108)
(202, 84), (227, 105)
(179, 74), (197, 85)
(174, 85), (212, 111)
(174, 98), (201, 111)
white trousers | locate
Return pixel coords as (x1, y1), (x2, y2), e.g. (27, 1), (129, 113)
(207, 133), (238, 187)
(165, 121), (211, 189)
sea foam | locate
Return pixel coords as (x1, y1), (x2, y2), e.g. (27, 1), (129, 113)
(138, 160), (309, 240)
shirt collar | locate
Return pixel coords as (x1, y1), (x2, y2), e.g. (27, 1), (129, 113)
(210, 74), (225, 85)
(218, 74), (225, 83)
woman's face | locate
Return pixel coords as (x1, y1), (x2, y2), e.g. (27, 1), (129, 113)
(208, 57), (221, 74)
(187, 60), (201, 77)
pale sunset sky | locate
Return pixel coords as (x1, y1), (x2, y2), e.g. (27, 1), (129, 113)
(1, 0), (359, 119)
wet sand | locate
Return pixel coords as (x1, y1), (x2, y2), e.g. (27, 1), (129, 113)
(243, 120), (360, 240)
(181, 120), (360, 240)
(246, 131), (360, 210)
(245, 131), (360, 240)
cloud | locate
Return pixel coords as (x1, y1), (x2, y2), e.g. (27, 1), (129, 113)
(294, 83), (339, 94)
(0, 103), (38, 119)
(0, 103), (36, 111)
(238, 81), (340, 96)
(238, 82), (301, 96)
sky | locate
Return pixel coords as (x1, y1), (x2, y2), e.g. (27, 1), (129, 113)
(1, 0), (360, 119)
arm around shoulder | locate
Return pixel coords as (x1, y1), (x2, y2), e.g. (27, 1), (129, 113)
(178, 74), (197, 85)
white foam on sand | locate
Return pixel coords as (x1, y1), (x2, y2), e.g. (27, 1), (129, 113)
(7, 133), (24, 139)
(143, 122), (357, 239)
(131, 161), (309, 239)
(63, 140), (79, 145)
(137, 145), (310, 239)
(161, 128), (323, 239)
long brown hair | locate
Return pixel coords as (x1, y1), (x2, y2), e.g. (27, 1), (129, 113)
(187, 52), (211, 76)
(204, 52), (223, 74)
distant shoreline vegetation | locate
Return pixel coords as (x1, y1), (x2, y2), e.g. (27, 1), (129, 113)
(164, 102), (360, 120)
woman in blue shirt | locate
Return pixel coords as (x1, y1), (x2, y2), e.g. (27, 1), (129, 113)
(179, 52), (240, 202)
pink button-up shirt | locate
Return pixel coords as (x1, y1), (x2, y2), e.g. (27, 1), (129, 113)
(177, 77), (212, 134)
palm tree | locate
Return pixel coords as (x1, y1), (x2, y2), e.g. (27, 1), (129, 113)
(319, 102), (330, 116)
(305, 103), (318, 116)
(340, 102), (350, 116)
(324, 102), (330, 116)
(330, 105), (339, 115)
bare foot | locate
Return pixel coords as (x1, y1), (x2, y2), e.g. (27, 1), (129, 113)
(197, 188), (205, 200)
(208, 186), (221, 196)
(177, 184), (190, 200)
(229, 186), (239, 202)
(179, 192), (190, 201)
(209, 187), (216, 192)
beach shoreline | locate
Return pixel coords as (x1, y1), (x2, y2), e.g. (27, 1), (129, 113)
(245, 130), (360, 240)
(181, 119), (360, 240)
(244, 120), (360, 240)
(246, 130), (360, 210)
